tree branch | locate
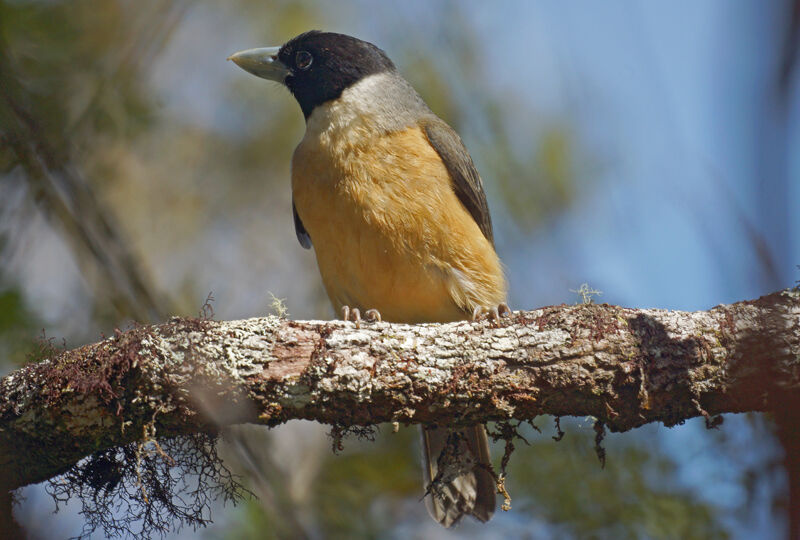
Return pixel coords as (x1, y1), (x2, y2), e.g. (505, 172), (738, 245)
(1, 289), (798, 491)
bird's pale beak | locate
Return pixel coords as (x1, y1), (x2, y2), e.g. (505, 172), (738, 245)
(227, 46), (289, 83)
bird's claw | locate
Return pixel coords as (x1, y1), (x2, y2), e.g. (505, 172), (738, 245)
(364, 309), (382, 322)
(341, 306), (382, 328)
(471, 302), (512, 322)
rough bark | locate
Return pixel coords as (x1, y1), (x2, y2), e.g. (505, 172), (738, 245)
(0, 289), (798, 492)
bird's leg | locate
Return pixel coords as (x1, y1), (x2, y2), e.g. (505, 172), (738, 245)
(471, 305), (483, 321)
(471, 303), (512, 322)
(341, 306), (362, 328)
(498, 302), (512, 318)
(341, 306), (381, 328)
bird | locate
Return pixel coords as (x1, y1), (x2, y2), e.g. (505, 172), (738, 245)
(229, 30), (509, 528)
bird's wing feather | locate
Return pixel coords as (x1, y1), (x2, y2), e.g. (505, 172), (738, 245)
(421, 118), (494, 245)
(293, 198), (312, 249)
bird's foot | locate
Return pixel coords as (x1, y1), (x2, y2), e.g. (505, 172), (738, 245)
(364, 309), (382, 322)
(471, 302), (512, 322)
(341, 306), (382, 328)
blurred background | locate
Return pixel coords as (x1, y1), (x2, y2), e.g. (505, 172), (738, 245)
(1, 0), (798, 538)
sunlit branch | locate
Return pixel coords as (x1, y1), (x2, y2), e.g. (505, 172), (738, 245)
(0, 289), (798, 491)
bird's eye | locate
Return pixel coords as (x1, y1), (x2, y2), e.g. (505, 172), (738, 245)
(295, 51), (312, 70)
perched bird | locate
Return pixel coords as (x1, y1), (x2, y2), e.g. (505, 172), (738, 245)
(229, 31), (508, 527)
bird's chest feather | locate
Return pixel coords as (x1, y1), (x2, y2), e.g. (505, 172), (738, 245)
(291, 107), (495, 322)
(293, 124), (446, 320)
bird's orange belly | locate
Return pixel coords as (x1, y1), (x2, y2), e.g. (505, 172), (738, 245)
(307, 210), (467, 323)
(292, 124), (506, 323)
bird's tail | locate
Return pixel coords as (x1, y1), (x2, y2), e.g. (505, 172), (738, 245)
(420, 424), (496, 527)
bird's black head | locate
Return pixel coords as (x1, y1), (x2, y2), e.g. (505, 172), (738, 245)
(229, 31), (396, 119)
(278, 31), (396, 117)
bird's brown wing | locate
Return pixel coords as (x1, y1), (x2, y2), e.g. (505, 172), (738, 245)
(293, 197), (312, 249)
(421, 118), (494, 246)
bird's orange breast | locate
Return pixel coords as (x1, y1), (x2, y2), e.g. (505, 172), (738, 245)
(292, 119), (505, 323)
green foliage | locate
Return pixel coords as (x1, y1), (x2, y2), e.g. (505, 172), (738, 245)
(311, 427), (419, 538)
(0, 285), (39, 367)
(0, 288), (33, 335)
(508, 419), (728, 539)
(491, 124), (580, 231)
(1, 0), (158, 148)
(213, 420), (729, 540)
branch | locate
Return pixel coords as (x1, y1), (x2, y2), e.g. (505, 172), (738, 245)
(1, 289), (798, 491)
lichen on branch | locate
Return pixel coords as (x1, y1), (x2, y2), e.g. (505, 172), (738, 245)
(0, 289), (798, 492)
